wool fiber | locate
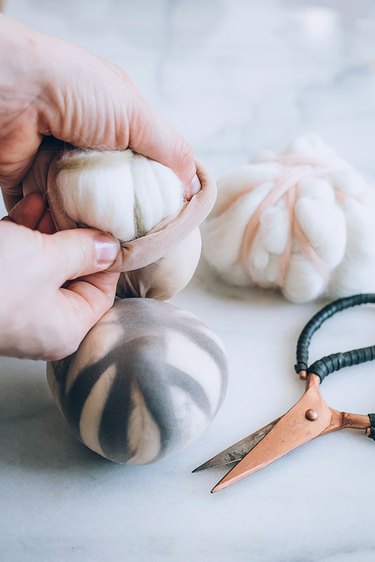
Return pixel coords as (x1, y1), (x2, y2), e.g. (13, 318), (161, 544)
(203, 135), (375, 303)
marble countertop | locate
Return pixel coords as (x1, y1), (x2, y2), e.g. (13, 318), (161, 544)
(2, 1), (375, 560)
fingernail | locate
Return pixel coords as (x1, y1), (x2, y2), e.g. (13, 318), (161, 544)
(95, 234), (120, 266)
(189, 174), (201, 197)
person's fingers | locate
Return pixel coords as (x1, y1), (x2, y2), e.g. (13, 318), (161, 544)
(6, 192), (46, 228)
(44, 228), (120, 283)
(37, 209), (56, 234)
(1, 194), (56, 233)
(0, 126), (42, 192)
(49, 271), (119, 360)
(64, 271), (119, 316)
(1, 187), (24, 213)
(128, 97), (200, 199)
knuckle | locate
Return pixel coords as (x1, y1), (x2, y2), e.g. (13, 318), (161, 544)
(75, 237), (92, 276)
(57, 230), (95, 279)
(174, 139), (195, 180)
(178, 140), (194, 165)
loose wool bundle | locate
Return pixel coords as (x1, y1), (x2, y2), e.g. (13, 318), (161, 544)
(47, 298), (228, 464)
(54, 149), (184, 242)
(22, 142), (217, 299)
(203, 135), (375, 303)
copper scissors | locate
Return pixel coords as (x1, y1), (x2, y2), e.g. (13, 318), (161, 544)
(193, 294), (375, 493)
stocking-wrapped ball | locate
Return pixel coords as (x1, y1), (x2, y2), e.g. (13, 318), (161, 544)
(22, 142), (217, 299)
(53, 149), (184, 242)
(47, 298), (228, 464)
(203, 135), (375, 303)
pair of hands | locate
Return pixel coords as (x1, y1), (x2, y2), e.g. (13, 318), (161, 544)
(0, 15), (198, 361)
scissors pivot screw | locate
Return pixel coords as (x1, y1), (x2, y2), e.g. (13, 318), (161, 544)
(194, 294), (375, 492)
(305, 408), (319, 421)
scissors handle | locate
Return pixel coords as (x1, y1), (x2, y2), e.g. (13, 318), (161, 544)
(295, 294), (375, 382)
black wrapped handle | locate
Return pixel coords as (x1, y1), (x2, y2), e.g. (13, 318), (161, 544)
(368, 414), (375, 441)
(295, 294), (375, 383)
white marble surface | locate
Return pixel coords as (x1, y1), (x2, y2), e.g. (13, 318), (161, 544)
(2, 1), (375, 560)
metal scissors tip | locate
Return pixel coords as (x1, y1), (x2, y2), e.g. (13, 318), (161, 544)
(194, 295), (375, 493)
(192, 418), (280, 473)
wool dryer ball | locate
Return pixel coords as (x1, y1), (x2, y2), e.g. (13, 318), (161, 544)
(203, 135), (375, 303)
(54, 149), (184, 242)
(22, 144), (217, 300)
(47, 299), (228, 464)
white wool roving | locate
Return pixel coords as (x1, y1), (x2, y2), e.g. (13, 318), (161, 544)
(203, 135), (375, 303)
(55, 149), (184, 242)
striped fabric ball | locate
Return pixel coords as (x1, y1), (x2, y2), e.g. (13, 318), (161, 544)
(47, 299), (228, 464)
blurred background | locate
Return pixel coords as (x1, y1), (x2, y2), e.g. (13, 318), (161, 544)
(3, 0), (375, 194)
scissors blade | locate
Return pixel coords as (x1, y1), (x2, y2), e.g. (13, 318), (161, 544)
(211, 377), (332, 493)
(192, 418), (280, 473)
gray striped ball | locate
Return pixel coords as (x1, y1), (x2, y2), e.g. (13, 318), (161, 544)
(47, 298), (228, 464)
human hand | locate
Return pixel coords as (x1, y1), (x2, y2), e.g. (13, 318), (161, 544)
(0, 14), (199, 211)
(0, 193), (120, 360)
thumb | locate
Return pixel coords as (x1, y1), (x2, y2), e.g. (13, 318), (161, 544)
(46, 228), (120, 283)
